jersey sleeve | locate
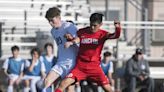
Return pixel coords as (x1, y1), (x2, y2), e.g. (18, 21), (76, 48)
(39, 56), (44, 62)
(24, 60), (30, 68)
(2, 58), (9, 70)
(20, 60), (25, 72)
(108, 61), (114, 73)
(66, 24), (78, 38)
(106, 26), (121, 39)
(40, 60), (46, 72)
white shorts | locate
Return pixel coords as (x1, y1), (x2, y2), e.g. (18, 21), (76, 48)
(8, 74), (19, 81)
(51, 61), (75, 78)
(22, 75), (41, 81)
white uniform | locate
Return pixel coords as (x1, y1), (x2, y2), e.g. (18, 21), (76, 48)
(51, 21), (78, 78)
(23, 59), (46, 92)
(2, 57), (24, 92)
(2, 57), (24, 80)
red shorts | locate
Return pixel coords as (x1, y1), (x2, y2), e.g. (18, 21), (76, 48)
(67, 58), (109, 86)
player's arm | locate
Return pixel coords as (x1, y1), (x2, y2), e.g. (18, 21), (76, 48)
(2, 59), (9, 76)
(106, 20), (121, 39)
(28, 59), (36, 72)
(107, 62), (114, 79)
(64, 37), (80, 48)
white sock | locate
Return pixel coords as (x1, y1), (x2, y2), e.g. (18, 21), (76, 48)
(111, 86), (115, 91)
(23, 87), (30, 92)
(7, 85), (13, 92)
(42, 88), (47, 92)
(76, 86), (81, 92)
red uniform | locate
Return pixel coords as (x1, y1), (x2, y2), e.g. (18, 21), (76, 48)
(67, 26), (121, 85)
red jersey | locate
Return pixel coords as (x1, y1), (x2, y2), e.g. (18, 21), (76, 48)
(77, 26), (121, 63)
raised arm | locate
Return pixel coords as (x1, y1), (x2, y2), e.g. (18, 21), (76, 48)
(106, 20), (121, 39)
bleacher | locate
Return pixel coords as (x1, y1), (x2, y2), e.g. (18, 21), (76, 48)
(0, 0), (92, 59)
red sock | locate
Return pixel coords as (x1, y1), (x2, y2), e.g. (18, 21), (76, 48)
(54, 88), (62, 92)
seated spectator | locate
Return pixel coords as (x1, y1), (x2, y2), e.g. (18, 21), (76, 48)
(39, 43), (57, 92)
(23, 47), (46, 92)
(125, 48), (154, 92)
(2, 45), (24, 92)
(101, 51), (115, 91)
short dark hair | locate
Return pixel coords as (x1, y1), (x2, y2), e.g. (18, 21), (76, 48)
(44, 42), (53, 50)
(90, 13), (103, 24)
(45, 7), (61, 19)
(30, 47), (41, 56)
(135, 48), (143, 55)
(103, 51), (112, 57)
(11, 45), (19, 52)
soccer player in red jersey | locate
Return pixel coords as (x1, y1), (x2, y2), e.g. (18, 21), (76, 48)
(55, 13), (121, 92)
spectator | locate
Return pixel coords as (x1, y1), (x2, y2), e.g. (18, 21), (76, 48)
(39, 43), (57, 92)
(125, 48), (154, 92)
(2, 45), (24, 92)
(101, 51), (115, 91)
(23, 47), (46, 92)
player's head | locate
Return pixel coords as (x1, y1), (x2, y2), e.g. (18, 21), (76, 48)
(45, 7), (61, 28)
(135, 48), (143, 61)
(103, 51), (112, 63)
(44, 42), (54, 54)
(90, 13), (103, 32)
(11, 45), (19, 57)
(30, 47), (41, 59)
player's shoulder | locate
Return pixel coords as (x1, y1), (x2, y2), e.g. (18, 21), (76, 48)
(63, 21), (75, 28)
(78, 27), (89, 33)
(99, 29), (108, 34)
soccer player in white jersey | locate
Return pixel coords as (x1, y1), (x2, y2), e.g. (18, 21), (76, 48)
(2, 45), (24, 92)
(42, 7), (78, 92)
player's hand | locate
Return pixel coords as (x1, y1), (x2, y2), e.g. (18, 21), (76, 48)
(64, 41), (73, 48)
(32, 56), (37, 64)
(139, 75), (145, 81)
(114, 20), (121, 28)
(64, 33), (74, 41)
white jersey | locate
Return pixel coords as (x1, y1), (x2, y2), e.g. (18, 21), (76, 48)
(51, 21), (78, 65)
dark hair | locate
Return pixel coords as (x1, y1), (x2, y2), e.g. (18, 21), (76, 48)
(90, 13), (103, 24)
(44, 42), (53, 50)
(45, 7), (61, 19)
(11, 45), (19, 52)
(30, 47), (41, 56)
(66, 20), (74, 24)
(135, 48), (143, 54)
(103, 51), (112, 57)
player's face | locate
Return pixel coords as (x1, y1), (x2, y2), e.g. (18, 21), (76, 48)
(48, 16), (61, 28)
(46, 45), (53, 55)
(32, 51), (39, 59)
(136, 54), (143, 61)
(90, 22), (102, 32)
(104, 56), (110, 63)
(12, 50), (19, 58)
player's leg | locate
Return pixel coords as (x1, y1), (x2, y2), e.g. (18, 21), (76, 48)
(23, 79), (30, 92)
(42, 71), (60, 91)
(101, 84), (113, 92)
(30, 77), (41, 92)
(7, 79), (14, 92)
(7, 74), (19, 92)
(55, 77), (75, 92)
(91, 66), (112, 92)
(67, 83), (75, 92)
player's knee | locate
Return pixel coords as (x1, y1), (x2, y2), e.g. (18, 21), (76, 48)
(9, 80), (15, 86)
(44, 78), (49, 84)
